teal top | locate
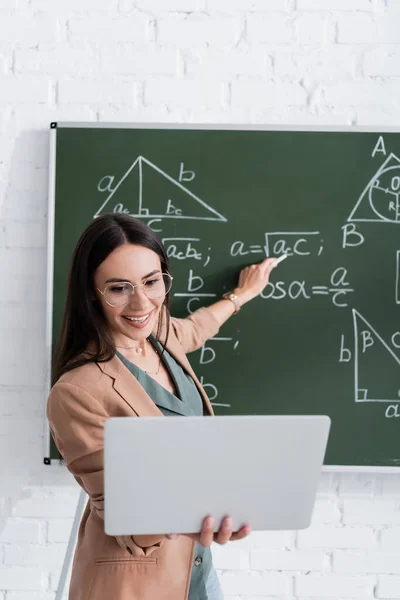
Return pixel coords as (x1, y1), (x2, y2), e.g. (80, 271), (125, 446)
(116, 336), (213, 600)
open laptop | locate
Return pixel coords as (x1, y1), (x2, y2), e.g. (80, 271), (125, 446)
(104, 415), (330, 536)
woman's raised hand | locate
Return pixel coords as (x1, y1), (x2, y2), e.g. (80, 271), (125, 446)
(235, 257), (277, 305)
(167, 515), (251, 547)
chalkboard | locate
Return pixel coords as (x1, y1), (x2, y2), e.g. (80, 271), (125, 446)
(46, 123), (400, 468)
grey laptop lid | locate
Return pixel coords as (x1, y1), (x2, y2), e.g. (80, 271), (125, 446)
(104, 415), (330, 536)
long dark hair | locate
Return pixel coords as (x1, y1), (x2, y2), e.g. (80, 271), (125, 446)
(52, 214), (171, 385)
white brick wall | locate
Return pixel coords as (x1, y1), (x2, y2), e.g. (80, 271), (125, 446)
(1, 1), (400, 599)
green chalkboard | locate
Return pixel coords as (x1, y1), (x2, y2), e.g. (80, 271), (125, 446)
(47, 123), (400, 468)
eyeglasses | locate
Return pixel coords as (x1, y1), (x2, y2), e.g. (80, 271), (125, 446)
(97, 273), (173, 307)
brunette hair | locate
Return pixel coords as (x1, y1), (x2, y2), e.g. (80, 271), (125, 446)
(52, 214), (171, 385)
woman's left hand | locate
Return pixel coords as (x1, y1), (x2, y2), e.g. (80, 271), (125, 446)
(167, 515), (251, 547)
(235, 257), (277, 305)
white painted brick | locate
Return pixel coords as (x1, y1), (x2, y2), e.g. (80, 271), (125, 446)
(338, 472), (376, 496)
(387, 0), (400, 10)
(298, 0), (371, 8)
(317, 472), (339, 496)
(220, 572), (290, 596)
(12, 493), (78, 519)
(47, 519), (73, 543)
(232, 80), (307, 108)
(294, 13), (335, 45)
(211, 543), (250, 569)
(337, 13), (377, 44)
(6, 594), (54, 600)
(251, 549), (325, 571)
(0, 303), (49, 335)
(136, 0), (206, 9)
(49, 568), (73, 593)
(100, 45), (179, 75)
(310, 499), (341, 524)
(381, 474), (400, 495)
(0, 15), (60, 45)
(377, 575), (400, 599)
(68, 15), (152, 44)
(0, 566), (44, 591)
(0, 274), (46, 304)
(323, 81), (400, 108)
(0, 77), (52, 104)
(1, 190), (47, 221)
(0, 519), (43, 544)
(184, 47), (268, 79)
(12, 104), (95, 132)
(234, 529), (296, 549)
(355, 106), (400, 126)
(342, 500), (400, 525)
(0, 416), (44, 437)
(58, 78), (139, 104)
(33, 0), (119, 8)
(364, 47), (400, 77)
(380, 527), (400, 550)
(145, 78), (224, 109)
(207, 0), (289, 10)
(15, 45), (99, 76)
(247, 13), (293, 44)
(297, 524), (376, 549)
(295, 574), (376, 597)
(338, 14), (400, 44)
(4, 544), (66, 567)
(157, 13), (242, 46)
(0, 222), (5, 248)
(5, 220), (46, 248)
(0, 498), (10, 518)
(97, 103), (172, 122)
(0, 47), (12, 75)
(333, 550), (400, 574)
(0, 358), (47, 387)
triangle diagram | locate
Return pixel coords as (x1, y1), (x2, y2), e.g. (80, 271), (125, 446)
(94, 156), (226, 222)
(347, 153), (400, 223)
(352, 309), (400, 403)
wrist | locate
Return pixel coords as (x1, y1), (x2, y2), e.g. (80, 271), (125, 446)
(233, 288), (252, 306)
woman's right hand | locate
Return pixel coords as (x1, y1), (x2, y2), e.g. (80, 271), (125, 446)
(167, 515), (251, 547)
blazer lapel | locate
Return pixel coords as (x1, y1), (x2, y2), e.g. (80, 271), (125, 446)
(158, 331), (214, 417)
(94, 323), (214, 418)
(100, 355), (163, 417)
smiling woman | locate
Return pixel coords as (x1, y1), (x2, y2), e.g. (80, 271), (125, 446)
(47, 213), (277, 600)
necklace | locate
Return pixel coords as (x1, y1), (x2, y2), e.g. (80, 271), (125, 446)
(115, 341), (146, 354)
(144, 341), (162, 376)
(116, 339), (162, 375)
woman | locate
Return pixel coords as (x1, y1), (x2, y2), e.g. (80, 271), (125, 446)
(47, 213), (277, 600)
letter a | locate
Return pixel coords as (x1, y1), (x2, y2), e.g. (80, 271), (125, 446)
(98, 175), (115, 192)
(372, 136), (386, 158)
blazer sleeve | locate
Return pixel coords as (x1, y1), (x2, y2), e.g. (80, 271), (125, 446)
(47, 381), (165, 557)
(171, 307), (220, 354)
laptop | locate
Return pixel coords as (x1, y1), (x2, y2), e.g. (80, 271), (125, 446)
(104, 415), (330, 536)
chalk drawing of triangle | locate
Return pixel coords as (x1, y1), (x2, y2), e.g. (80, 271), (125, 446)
(352, 309), (400, 403)
(94, 156), (227, 222)
(347, 153), (400, 223)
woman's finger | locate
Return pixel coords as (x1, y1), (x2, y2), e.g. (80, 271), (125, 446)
(214, 516), (233, 545)
(230, 524), (252, 542)
(198, 516), (215, 547)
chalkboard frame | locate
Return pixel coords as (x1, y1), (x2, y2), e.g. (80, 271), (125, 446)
(44, 121), (400, 471)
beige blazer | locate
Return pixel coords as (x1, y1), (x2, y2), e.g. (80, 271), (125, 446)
(47, 308), (220, 600)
